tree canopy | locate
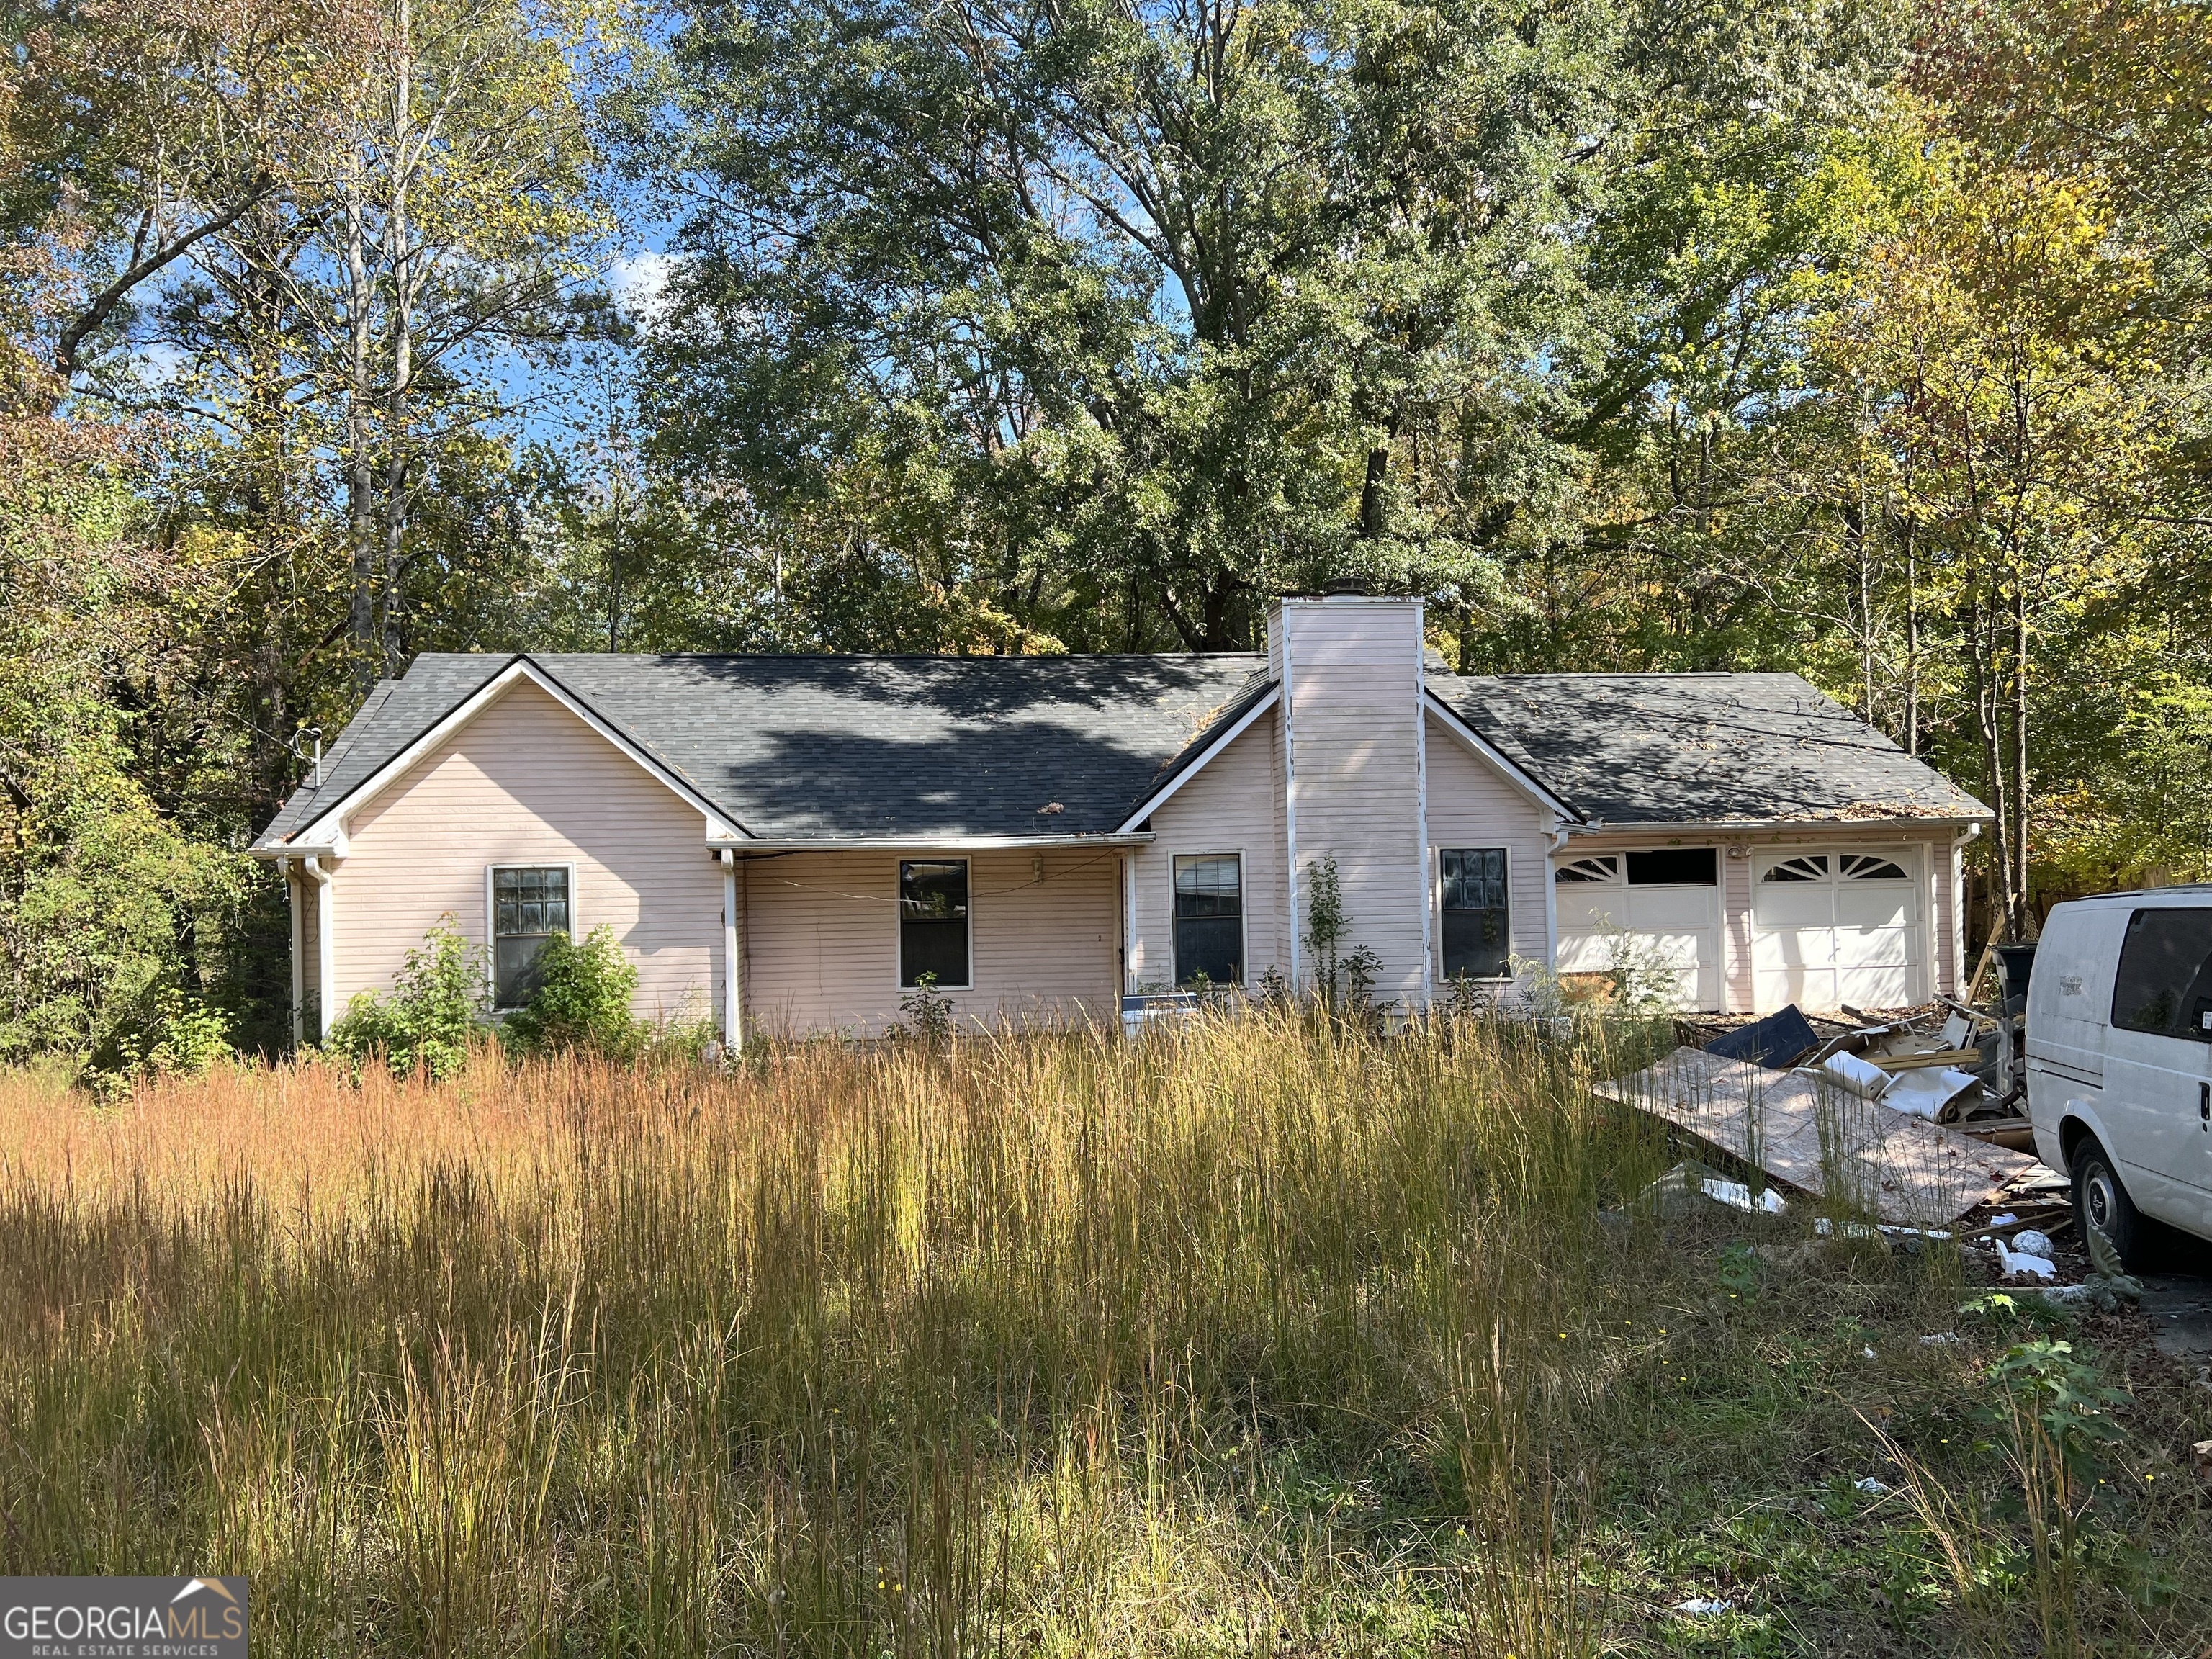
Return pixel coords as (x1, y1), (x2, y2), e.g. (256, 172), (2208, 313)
(0, 0), (2205, 1066)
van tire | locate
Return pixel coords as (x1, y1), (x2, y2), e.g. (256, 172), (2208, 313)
(2071, 1138), (2144, 1273)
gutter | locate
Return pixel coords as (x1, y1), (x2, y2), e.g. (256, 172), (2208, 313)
(1559, 814), (1993, 837)
(703, 832), (1156, 853)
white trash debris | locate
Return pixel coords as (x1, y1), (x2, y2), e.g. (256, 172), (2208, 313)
(1855, 1476), (1892, 1494)
(1996, 1244), (2057, 1281)
(1673, 1598), (1735, 1616)
(1881, 1066), (1982, 1120)
(1988, 1212), (2018, 1227)
(1861, 1345), (1877, 1360)
(1642, 1162), (1788, 1217)
(1692, 1177), (1789, 1215)
(1918, 1331), (1964, 1346)
(1814, 1217), (1882, 1241)
(2010, 1230), (2055, 1259)
(1817, 1049), (1893, 1100)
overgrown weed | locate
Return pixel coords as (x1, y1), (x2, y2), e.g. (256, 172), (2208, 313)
(0, 1012), (2202, 1654)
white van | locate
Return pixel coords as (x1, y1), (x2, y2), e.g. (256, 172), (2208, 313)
(2027, 889), (2212, 1268)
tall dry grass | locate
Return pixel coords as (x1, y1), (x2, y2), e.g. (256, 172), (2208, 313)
(0, 1012), (1679, 1653)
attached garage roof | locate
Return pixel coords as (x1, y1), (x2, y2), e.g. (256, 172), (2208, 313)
(1426, 671), (1990, 827)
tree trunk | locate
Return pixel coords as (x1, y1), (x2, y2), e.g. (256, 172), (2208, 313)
(2011, 572), (2031, 937)
(343, 189), (379, 700)
(1969, 585), (2015, 940)
(377, 0), (416, 679)
(1902, 518), (1919, 757)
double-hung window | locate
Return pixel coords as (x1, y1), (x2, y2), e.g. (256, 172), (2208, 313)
(1173, 855), (1243, 987)
(1439, 848), (1511, 979)
(492, 866), (570, 1007)
(899, 860), (971, 988)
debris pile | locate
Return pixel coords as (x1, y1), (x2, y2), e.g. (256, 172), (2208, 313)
(1605, 957), (2053, 1228)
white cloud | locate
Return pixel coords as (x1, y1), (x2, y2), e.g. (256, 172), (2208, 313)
(608, 248), (675, 327)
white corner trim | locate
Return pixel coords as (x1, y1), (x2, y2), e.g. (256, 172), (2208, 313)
(1412, 606), (1431, 1002)
(284, 657), (746, 848)
(1113, 685), (1282, 835)
(1421, 693), (1581, 823)
(1542, 817), (1561, 971)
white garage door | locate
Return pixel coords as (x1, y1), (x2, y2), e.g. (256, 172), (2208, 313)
(1751, 850), (1923, 1012)
(1554, 850), (1722, 1012)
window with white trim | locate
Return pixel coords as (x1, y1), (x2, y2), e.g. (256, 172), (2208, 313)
(492, 866), (570, 1007)
(1173, 855), (1243, 987)
(899, 860), (971, 988)
(1440, 848), (1511, 979)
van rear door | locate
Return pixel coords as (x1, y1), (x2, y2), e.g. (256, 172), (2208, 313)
(2105, 906), (2212, 1234)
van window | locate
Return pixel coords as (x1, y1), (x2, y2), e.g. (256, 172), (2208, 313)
(2110, 907), (2212, 1041)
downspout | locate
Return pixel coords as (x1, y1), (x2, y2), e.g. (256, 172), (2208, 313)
(1282, 622), (1300, 993)
(1545, 822), (1569, 974)
(720, 848), (742, 1055)
(286, 858), (304, 1051)
(302, 855), (335, 1040)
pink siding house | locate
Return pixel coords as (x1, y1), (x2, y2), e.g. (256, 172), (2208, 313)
(253, 595), (1992, 1044)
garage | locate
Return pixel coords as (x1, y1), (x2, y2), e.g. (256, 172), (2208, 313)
(1554, 849), (1723, 1011)
(1750, 849), (1923, 1012)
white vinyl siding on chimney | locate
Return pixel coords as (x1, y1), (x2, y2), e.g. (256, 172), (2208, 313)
(1273, 599), (1429, 1006)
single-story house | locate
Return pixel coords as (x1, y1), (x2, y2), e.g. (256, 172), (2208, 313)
(251, 595), (1992, 1044)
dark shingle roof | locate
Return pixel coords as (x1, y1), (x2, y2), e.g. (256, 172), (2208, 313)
(256, 652), (1269, 846)
(258, 655), (1987, 850)
(1426, 671), (1989, 825)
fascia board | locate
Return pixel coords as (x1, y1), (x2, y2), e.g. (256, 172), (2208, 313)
(703, 832), (1157, 853)
(1560, 814), (1994, 837)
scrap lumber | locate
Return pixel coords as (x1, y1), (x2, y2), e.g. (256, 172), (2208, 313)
(1594, 1047), (2038, 1227)
(1869, 1049), (1983, 1071)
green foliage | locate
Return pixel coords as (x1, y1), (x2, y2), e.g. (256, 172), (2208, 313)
(141, 989), (235, 1076)
(0, 407), (253, 1074)
(501, 925), (643, 1060)
(891, 971), (955, 1047)
(325, 917), (485, 1079)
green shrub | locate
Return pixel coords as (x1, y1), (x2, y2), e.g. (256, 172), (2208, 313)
(143, 989), (234, 1075)
(325, 916), (483, 1079)
(502, 925), (642, 1060)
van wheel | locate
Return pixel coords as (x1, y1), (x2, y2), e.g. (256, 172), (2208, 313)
(2072, 1138), (2144, 1273)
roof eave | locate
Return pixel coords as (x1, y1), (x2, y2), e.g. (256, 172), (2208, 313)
(1562, 811), (1994, 836)
(704, 832), (1156, 852)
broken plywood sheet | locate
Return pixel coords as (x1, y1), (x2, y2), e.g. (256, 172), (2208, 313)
(1594, 1047), (2038, 1227)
